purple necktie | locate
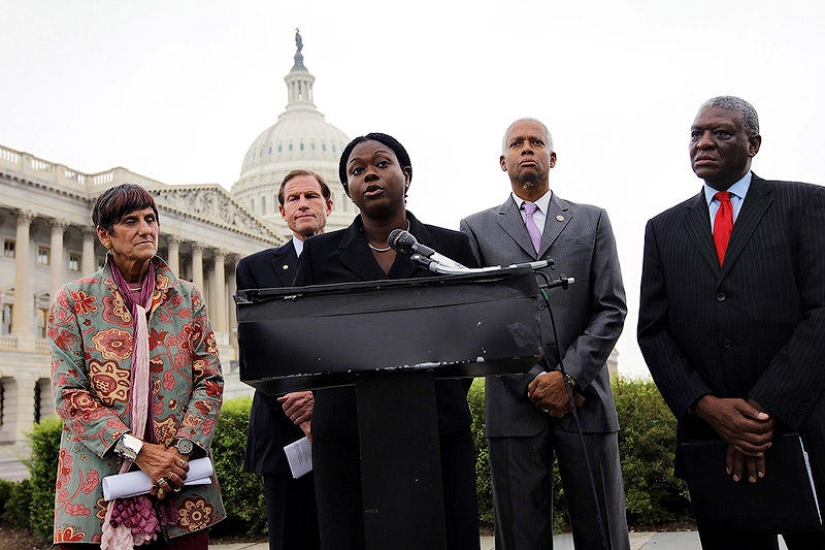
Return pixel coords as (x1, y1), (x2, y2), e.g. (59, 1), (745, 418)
(522, 201), (542, 253)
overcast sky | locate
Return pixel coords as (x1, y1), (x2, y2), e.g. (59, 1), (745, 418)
(2, 0), (824, 378)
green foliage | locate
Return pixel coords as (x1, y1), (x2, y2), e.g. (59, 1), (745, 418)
(613, 376), (692, 526)
(3, 380), (693, 541)
(0, 478), (31, 528)
(26, 414), (62, 540)
(467, 379), (493, 526)
(209, 395), (268, 538)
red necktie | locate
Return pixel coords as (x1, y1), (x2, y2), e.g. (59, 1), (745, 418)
(713, 191), (733, 265)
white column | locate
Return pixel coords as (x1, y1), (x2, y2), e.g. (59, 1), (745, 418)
(50, 220), (68, 302)
(212, 251), (227, 333)
(166, 236), (181, 276)
(82, 228), (96, 275)
(12, 210), (34, 350)
(191, 243), (204, 292)
(0, 374), (37, 446)
(227, 261), (238, 349)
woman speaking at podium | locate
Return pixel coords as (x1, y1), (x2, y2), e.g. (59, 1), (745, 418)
(293, 133), (480, 549)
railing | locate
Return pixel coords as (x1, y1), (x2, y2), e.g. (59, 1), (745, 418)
(0, 335), (17, 351)
(34, 339), (51, 354)
(0, 142), (169, 194)
(0, 144), (21, 164)
(0, 336), (51, 354)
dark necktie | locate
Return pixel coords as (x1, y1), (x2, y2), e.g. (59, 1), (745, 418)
(713, 191), (733, 265)
(522, 201), (542, 253)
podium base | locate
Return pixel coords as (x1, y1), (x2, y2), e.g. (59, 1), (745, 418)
(357, 371), (448, 550)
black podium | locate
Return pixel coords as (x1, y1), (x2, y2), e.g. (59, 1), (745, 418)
(236, 266), (542, 549)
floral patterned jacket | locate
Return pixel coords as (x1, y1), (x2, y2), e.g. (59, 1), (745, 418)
(48, 256), (226, 544)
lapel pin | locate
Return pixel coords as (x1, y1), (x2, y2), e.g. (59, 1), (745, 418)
(282, 264), (290, 270)
(556, 215), (565, 222)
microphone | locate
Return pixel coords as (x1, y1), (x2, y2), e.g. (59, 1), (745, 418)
(388, 229), (469, 271)
(387, 229), (567, 280)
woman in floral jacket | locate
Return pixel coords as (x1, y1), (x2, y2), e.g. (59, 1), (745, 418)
(49, 184), (225, 549)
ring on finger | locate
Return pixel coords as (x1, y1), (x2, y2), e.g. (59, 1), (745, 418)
(176, 459), (186, 468)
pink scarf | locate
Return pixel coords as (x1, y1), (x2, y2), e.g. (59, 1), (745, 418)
(101, 258), (160, 549)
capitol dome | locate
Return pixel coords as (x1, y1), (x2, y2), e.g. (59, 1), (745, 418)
(231, 31), (355, 235)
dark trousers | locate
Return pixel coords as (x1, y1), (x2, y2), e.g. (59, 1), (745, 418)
(262, 472), (319, 550)
(312, 429), (480, 550)
(489, 424), (629, 550)
(695, 483), (825, 549)
(697, 527), (825, 549)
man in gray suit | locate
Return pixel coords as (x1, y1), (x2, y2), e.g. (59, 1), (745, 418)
(460, 118), (629, 550)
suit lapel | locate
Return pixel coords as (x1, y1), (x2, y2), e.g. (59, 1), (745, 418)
(540, 195), (571, 258)
(496, 194), (572, 259)
(269, 242), (298, 286)
(719, 175), (773, 277)
(683, 190), (720, 275)
(497, 198), (540, 258)
(338, 221), (391, 281)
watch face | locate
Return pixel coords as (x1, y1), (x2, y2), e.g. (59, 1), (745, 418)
(176, 439), (194, 456)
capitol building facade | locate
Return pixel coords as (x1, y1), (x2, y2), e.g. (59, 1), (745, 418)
(0, 33), (353, 458)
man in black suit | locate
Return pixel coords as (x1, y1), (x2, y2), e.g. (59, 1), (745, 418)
(638, 96), (825, 549)
(460, 118), (629, 550)
(237, 169), (333, 550)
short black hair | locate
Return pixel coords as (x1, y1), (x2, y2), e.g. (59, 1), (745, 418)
(92, 184), (159, 232)
(338, 133), (412, 196)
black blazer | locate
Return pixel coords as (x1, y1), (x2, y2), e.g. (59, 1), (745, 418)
(292, 212), (478, 442)
(638, 175), (825, 481)
(237, 240), (305, 475)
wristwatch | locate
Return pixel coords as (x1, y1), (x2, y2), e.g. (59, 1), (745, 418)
(114, 434), (144, 462)
(563, 373), (578, 390)
(174, 438), (195, 457)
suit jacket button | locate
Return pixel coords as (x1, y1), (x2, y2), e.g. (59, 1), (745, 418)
(537, 303), (546, 310)
(716, 292), (726, 301)
(723, 339), (733, 348)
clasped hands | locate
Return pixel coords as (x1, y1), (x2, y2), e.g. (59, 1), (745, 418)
(527, 371), (585, 418)
(135, 443), (190, 501)
(280, 391), (314, 441)
(694, 395), (775, 483)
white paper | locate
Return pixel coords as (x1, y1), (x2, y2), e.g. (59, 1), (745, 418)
(800, 437), (823, 523)
(102, 457), (214, 501)
(284, 437), (313, 479)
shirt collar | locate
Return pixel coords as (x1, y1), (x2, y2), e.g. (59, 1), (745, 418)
(704, 171), (752, 205)
(292, 235), (304, 257)
(511, 189), (553, 213)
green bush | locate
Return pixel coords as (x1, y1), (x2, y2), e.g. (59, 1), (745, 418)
(26, 414), (62, 540)
(5, 380), (692, 541)
(467, 380), (493, 526)
(614, 376), (692, 527)
(209, 395), (268, 538)
(0, 477), (31, 528)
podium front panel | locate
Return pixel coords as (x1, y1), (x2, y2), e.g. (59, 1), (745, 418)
(236, 266), (541, 394)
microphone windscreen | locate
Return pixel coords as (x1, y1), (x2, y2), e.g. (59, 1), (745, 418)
(388, 229), (417, 253)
